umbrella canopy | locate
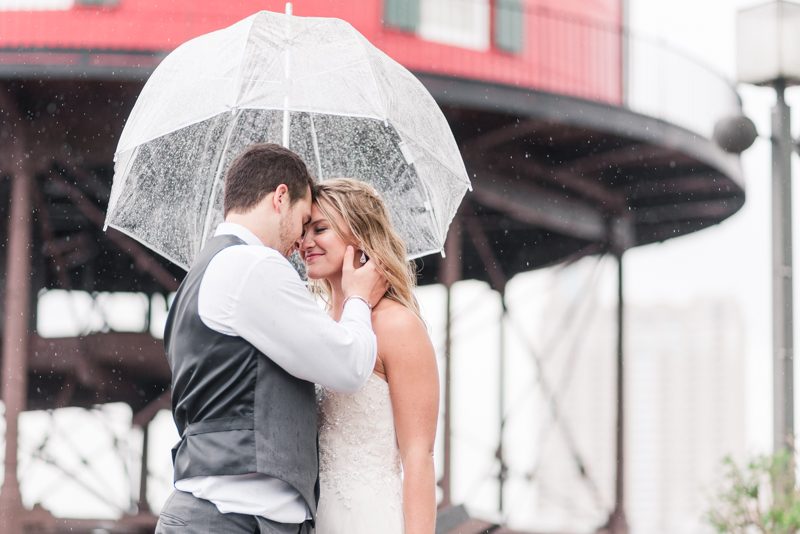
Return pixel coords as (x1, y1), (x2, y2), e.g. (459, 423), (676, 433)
(106, 10), (471, 270)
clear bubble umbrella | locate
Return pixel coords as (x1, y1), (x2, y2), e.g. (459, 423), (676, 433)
(105, 8), (471, 272)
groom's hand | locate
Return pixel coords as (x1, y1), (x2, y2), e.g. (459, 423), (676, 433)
(341, 246), (388, 308)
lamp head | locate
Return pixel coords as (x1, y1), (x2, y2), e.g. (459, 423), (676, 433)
(713, 115), (758, 154)
(737, 1), (800, 87)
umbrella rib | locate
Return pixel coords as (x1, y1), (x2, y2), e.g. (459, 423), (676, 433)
(392, 121), (471, 187)
(281, 17), (326, 43)
(201, 109), (244, 246)
(232, 13), (261, 109)
(309, 114), (323, 180)
(350, 37), (470, 187)
(288, 59), (370, 84)
(400, 133), (444, 248)
(313, 33), (466, 248)
(393, 126), (471, 246)
(407, 247), (444, 262)
(353, 35), (389, 120)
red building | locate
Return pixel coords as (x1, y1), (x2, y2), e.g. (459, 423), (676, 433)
(1, 0), (622, 103)
(0, 1), (744, 533)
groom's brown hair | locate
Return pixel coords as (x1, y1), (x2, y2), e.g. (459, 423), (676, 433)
(223, 143), (316, 217)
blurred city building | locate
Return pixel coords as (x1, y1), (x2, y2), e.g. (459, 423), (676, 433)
(0, 0), (748, 533)
(626, 300), (746, 534)
(483, 262), (746, 533)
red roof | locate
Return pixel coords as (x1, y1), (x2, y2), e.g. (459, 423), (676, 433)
(0, 0), (622, 104)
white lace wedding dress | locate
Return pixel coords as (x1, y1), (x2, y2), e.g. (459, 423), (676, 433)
(316, 374), (404, 533)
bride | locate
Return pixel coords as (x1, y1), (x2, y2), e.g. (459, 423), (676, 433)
(298, 178), (439, 534)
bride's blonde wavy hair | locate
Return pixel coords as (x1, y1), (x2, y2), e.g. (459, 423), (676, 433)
(308, 178), (422, 320)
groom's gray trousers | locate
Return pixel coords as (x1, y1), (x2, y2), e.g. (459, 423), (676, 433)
(155, 490), (314, 534)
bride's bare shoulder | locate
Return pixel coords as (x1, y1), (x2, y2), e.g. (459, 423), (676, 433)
(372, 299), (434, 369)
(371, 299), (427, 340)
(371, 299), (436, 386)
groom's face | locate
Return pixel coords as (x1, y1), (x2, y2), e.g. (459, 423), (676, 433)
(278, 186), (313, 258)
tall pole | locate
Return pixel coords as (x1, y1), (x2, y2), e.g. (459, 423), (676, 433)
(0, 125), (32, 534)
(498, 296), (508, 514)
(137, 424), (151, 515)
(608, 252), (628, 534)
(772, 79), (794, 452)
(461, 210), (510, 515)
(438, 215), (462, 508)
(442, 286), (453, 508)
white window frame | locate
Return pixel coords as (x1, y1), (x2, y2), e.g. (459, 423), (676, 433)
(0, 0), (74, 10)
(418, 0), (491, 51)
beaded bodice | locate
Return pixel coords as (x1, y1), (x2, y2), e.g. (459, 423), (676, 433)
(317, 374), (403, 510)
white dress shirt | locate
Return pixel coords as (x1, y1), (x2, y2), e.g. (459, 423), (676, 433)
(174, 222), (377, 523)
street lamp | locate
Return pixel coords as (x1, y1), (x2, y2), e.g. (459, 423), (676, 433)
(737, 0), (800, 452)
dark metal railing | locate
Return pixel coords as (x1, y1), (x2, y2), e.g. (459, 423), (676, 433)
(625, 33), (741, 138)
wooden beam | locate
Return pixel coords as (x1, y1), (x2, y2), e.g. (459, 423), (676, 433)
(0, 93), (31, 534)
(30, 333), (170, 378)
(47, 174), (180, 292)
(628, 173), (743, 200)
(471, 151), (625, 212)
(470, 170), (607, 242)
(633, 198), (744, 225)
(55, 159), (112, 200)
(52, 373), (77, 409)
(0, 90), (24, 177)
(555, 144), (684, 176)
(32, 185), (73, 290)
(460, 119), (543, 153)
(137, 424), (152, 514)
(437, 213), (462, 509)
(463, 211), (508, 294)
(132, 390), (171, 427)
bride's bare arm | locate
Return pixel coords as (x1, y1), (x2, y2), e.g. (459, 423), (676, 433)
(374, 302), (439, 534)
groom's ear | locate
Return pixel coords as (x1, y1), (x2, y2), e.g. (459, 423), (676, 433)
(272, 184), (289, 212)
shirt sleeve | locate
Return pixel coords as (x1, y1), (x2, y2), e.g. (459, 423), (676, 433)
(226, 252), (377, 394)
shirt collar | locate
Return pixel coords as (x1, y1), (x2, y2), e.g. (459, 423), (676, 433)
(214, 222), (264, 247)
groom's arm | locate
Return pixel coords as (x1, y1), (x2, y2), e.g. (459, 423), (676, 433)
(199, 247), (376, 393)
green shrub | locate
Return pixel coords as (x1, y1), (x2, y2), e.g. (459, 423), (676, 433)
(707, 450), (800, 534)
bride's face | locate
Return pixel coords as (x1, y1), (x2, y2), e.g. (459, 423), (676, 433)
(299, 202), (358, 280)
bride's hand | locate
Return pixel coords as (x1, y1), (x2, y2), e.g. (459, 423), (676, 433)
(341, 246), (389, 307)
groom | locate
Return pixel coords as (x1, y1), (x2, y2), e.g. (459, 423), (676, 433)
(156, 143), (387, 534)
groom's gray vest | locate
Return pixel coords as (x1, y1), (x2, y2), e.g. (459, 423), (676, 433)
(164, 234), (319, 522)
